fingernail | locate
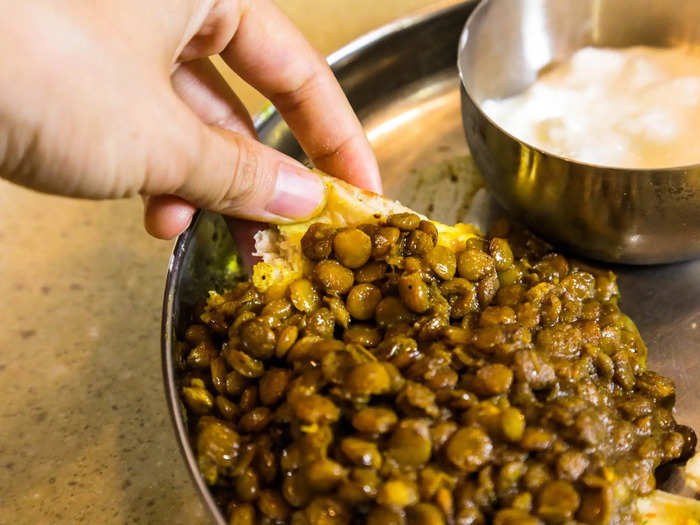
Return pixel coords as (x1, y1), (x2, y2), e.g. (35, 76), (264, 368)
(266, 163), (327, 219)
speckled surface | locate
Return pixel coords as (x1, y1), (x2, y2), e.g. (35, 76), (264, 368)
(0, 1), (438, 523)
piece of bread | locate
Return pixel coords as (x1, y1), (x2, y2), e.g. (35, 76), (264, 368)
(636, 489), (700, 524)
(251, 173), (479, 293)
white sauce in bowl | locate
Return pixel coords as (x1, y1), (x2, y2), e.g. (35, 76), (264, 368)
(481, 46), (700, 169)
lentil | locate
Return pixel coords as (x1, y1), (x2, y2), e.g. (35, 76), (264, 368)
(346, 283), (382, 320)
(334, 229), (372, 269)
(301, 223), (336, 261)
(180, 218), (693, 525)
(314, 260), (355, 295)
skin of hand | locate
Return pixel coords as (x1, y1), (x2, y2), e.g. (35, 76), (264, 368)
(0, 0), (382, 239)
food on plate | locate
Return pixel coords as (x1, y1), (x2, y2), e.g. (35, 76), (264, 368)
(178, 177), (696, 524)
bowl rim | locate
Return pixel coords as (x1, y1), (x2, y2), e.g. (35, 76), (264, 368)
(457, 0), (700, 173)
(161, 216), (225, 523)
(161, 2), (472, 523)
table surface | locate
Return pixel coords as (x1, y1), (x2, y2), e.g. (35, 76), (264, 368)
(0, 1), (440, 523)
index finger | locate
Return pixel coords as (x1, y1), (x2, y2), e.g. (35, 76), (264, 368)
(218, 0), (382, 193)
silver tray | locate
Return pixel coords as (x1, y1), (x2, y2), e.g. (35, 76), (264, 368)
(161, 2), (700, 522)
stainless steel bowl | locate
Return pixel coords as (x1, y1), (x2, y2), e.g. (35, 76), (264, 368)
(458, 0), (700, 264)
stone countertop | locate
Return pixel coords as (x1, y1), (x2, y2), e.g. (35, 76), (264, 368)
(0, 1), (439, 523)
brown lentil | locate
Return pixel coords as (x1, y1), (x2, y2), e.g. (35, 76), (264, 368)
(407, 230), (435, 256)
(334, 228), (372, 269)
(229, 502), (255, 525)
(346, 283), (383, 320)
(301, 223), (336, 261)
(446, 427), (493, 472)
(289, 278), (320, 312)
(258, 489), (291, 521)
(314, 260), (355, 295)
(239, 318), (276, 359)
(352, 407), (398, 434)
(457, 249), (494, 281)
(418, 220), (439, 243)
(276, 325), (299, 357)
(372, 226), (401, 258)
(355, 261), (387, 283)
(388, 212), (421, 231)
(398, 272), (430, 313)
(180, 219), (694, 525)
(425, 245), (457, 281)
(376, 479), (419, 507)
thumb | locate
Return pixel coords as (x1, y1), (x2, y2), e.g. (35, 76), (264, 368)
(142, 108), (327, 223)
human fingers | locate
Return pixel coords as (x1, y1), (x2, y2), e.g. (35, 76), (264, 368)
(171, 57), (256, 137)
(140, 88), (327, 224)
(144, 57), (258, 239)
(143, 195), (196, 240)
(215, 0), (381, 193)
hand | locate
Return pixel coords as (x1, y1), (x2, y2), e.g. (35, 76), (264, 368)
(0, 0), (381, 239)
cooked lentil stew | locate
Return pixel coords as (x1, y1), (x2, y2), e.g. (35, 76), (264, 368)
(177, 215), (695, 525)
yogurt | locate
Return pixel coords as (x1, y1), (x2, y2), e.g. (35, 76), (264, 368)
(481, 46), (700, 169)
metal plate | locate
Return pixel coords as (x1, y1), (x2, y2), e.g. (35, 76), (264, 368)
(162, 1), (700, 521)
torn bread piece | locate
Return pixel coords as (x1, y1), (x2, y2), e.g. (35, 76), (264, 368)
(251, 172), (479, 294)
(684, 452), (700, 493)
(637, 490), (700, 524)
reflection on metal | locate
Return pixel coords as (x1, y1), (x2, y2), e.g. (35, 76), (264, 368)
(366, 89), (455, 143)
(366, 106), (423, 142)
(514, 148), (540, 204)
